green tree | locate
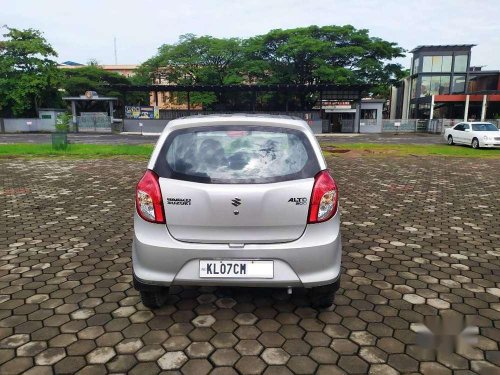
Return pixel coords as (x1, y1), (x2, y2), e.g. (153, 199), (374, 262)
(140, 34), (245, 107)
(244, 25), (405, 100)
(147, 34), (244, 85)
(138, 25), (406, 109)
(0, 26), (62, 117)
(61, 65), (148, 106)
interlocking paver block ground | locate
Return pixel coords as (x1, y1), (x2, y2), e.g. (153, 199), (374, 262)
(0, 154), (499, 374)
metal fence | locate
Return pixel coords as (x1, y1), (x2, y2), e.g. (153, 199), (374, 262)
(158, 110), (320, 121)
(382, 119), (428, 133)
(430, 119), (500, 133)
(77, 115), (112, 132)
(382, 119), (500, 134)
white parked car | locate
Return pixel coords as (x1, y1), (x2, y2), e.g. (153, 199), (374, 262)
(444, 122), (500, 149)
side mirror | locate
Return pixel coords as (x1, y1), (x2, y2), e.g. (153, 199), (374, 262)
(465, 128), (471, 132)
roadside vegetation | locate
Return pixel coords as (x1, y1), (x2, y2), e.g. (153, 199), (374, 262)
(322, 143), (500, 158)
(0, 144), (154, 158)
(1, 143), (498, 159)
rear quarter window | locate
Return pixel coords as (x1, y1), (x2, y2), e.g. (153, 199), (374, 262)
(154, 125), (321, 184)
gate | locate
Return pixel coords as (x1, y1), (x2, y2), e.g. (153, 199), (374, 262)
(77, 112), (112, 132)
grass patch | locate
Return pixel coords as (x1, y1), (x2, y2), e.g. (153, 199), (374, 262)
(0, 142), (498, 159)
(0, 143), (154, 158)
(322, 143), (500, 158)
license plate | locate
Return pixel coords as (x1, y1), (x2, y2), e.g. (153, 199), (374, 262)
(199, 260), (274, 278)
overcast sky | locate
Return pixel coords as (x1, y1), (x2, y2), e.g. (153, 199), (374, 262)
(2, 0), (500, 70)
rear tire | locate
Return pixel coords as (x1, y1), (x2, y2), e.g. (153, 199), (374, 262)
(140, 290), (168, 309)
(134, 274), (169, 309)
(472, 138), (480, 149)
(447, 135), (454, 145)
(309, 279), (340, 308)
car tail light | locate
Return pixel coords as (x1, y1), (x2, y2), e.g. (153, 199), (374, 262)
(136, 170), (165, 223)
(308, 170), (338, 224)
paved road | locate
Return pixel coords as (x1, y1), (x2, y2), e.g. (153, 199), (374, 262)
(0, 132), (445, 145)
(0, 154), (499, 374)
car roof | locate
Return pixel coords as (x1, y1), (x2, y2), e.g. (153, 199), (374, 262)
(174, 113), (305, 121)
(165, 114), (312, 132)
(463, 121), (495, 124)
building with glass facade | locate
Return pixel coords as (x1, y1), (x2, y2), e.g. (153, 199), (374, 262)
(390, 45), (500, 120)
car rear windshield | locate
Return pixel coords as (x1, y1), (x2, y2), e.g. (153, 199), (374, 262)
(471, 123), (498, 131)
(154, 125), (321, 184)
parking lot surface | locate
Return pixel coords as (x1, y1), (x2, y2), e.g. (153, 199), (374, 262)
(1, 155), (499, 374)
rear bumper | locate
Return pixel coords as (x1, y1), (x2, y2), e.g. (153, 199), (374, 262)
(132, 211), (342, 289)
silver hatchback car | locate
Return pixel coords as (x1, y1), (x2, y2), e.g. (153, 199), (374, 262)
(133, 115), (342, 308)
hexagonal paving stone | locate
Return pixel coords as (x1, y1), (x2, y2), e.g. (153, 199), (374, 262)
(420, 362), (453, 375)
(359, 346), (388, 364)
(330, 338), (358, 355)
(304, 332), (331, 347)
(337, 355), (369, 373)
(67, 340), (96, 356)
(0, 334), (30, 349)
(186, 342), (215, 358)
(235, 356), (266, 375)
(78, 326), (105, 340)
(377, 337), (405, 354)
(350, 330), (377, 346)
(157, 351), (188, 370)
(258, 332), (286, 347)
(135, 344), (165, 361)
(0, 357), (34, 374)
(235, 340), (264, 356)
(261, 348), (290, 365)
(116, 338), (144, 354)
(181, 358), (213, 375)
(208, 332), (237, 349)
(403, 294), (426, 305)
(49, 333), (78, 347)
(257, 319), (281, 332)
(283, 339), (311, 355)
(129, 362), (161, 375)
(96, 332), (123, 347)
(17, 341), (47, 357)
(192, 314), (216, 327)
(106, 354), (137, 373)
(54, 356), (87, 374)
(212, 319), (238, 333)
(287, 356), (318, 374)
(234, 313), (258, 325)
(35, 348), (66, 365)
(263, 366), (294, 375)
(309, 347), (339, 364)
(86, 347), (116, 364)
(368, 364), (400, 375)
(163, 336), (191, 351)
(216, 298), (237, 309)
(388, 353), (419, 372)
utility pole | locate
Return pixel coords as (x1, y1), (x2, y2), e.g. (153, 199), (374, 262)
(114, 37), (118, 64)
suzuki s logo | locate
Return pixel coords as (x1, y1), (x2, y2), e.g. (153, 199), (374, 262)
(231, 197), (242, 207)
